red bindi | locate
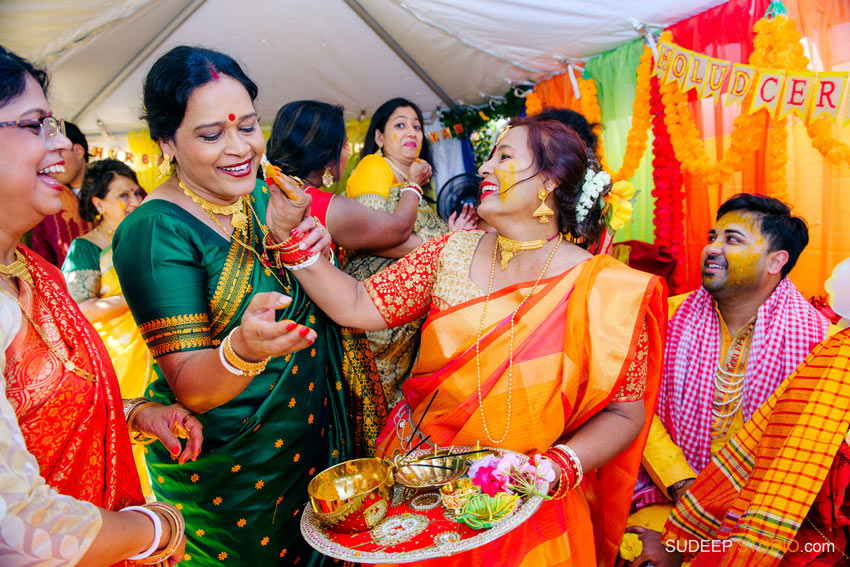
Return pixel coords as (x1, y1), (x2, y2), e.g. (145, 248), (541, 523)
(228, 113), (236, 121)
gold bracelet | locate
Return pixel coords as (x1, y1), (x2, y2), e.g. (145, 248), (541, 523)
(123, 398), (160, 445)
(135, 502), (184, 565)
(223, 328), (270, 377)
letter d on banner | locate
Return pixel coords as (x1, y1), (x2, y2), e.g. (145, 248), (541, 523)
(726, 64), (757, 107)
(750, 69), (787, 117)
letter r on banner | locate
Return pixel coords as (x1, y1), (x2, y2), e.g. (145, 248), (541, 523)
(750, 69), (786, 117)
(810, 72), (848, 123)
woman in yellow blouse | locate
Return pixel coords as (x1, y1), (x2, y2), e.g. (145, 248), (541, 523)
(345, 97), (476, 407)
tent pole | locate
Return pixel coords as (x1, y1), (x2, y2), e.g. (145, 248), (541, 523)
(71, 0), (207, 124)
(342, 0), (460, 112)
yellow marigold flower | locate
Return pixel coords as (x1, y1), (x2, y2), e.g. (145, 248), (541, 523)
(619, 532), (643, 561)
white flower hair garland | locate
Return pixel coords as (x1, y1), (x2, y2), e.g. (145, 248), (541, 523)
(575, 168), (611, 223)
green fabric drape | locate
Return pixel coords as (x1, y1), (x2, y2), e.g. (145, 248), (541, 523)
(586, 38), (656, 244)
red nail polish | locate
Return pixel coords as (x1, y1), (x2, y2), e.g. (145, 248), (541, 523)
(291, 229), (300, 236)
(298, 327), (310, 337)
(286, 321), (297, 331)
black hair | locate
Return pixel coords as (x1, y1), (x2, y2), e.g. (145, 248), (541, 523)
(78, 159), (140, 223)
(534, 108), (599, 153)
(716, 193), (809, 278)
(266, 100), (346, 180)
(360, 97), (433, 168)
(142, 46), (258, 142)
(63, 121), (89, 162)
(0, 45), (49, 106)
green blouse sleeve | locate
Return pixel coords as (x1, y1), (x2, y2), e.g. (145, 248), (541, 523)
(112, 202), (213, 358)
(61, 238), (102, 303)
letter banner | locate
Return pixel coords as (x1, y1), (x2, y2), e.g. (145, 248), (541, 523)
(703, 59), (731, 103)
(655, 41), (675, 79)
(749, 69), (786, 116)
(778, 71), (815, 121)
(726, 64), (757, 107)
(810, 72), (848, 123)
(665, 45), (691, 88)
(684, 53), (709, 95)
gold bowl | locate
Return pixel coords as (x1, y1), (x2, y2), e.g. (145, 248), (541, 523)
(440, 478), (482, 513)
(307, 458), (394, 533)
(393, 451), (469, 488)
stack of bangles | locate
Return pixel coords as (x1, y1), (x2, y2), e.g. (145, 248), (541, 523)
(542, 444), (583, 500)
(120, 502), (184, 565)
(219, 327), (271, 377)
(123, 397), (160, 445)
(400, 181), (423, 202)
(262, 219), (321, 271)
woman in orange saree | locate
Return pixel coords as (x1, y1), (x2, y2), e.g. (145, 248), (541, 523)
(272, 114), (666, 566)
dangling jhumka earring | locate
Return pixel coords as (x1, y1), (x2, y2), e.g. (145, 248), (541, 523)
(158, 154), (174, 179)
(532, 189), (554, 223)
(376, 144), (383, 157)
(322, 167), (334, 188)
(95, 211), (103, 223)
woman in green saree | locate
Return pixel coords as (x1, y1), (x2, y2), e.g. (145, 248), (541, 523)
(112, 46), (350, 565)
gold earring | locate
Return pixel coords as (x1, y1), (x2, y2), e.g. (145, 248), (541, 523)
(158, 154), (173, 179)
(322, 167), (334, 188)
(533, 189), (554, 223)
(376, 144), (383, 157)
(95, 211), (103, 223)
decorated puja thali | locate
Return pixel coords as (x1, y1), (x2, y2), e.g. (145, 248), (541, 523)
(300, 446), (549, 563)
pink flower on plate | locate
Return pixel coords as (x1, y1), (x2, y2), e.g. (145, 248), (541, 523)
(468, 454), (499, 479)
(471, 465), (510, 497)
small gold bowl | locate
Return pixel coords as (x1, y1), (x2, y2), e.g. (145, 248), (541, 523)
(440, 478), (482, 513)
(393, 451), (469, 488)
(308, 458), (394, 533)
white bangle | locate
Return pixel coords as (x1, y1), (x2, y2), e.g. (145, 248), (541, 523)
(284, 253), (321, 271)
(218, 338), (245, 376)
(556, 444), (583, 487)
(400, 186), (423, 202)
(121, 505), (162, 560)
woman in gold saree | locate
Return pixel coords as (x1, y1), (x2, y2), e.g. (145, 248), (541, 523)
(267, 115), (667, 566)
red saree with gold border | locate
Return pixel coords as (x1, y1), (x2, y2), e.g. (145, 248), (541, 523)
(375, 253), (667, 566)
(4, 246), (143, 557)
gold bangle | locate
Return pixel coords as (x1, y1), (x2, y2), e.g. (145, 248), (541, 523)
(223, 328), (270, 377)
(124, 398), (160, 445)
(135, 502), (184, 565)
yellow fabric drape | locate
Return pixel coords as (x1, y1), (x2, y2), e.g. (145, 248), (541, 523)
(125, 130), (161, 194)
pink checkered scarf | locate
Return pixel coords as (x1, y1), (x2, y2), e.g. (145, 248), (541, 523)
(658, 278), (828, 474)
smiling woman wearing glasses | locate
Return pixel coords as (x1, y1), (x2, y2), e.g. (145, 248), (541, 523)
(0, 45), (204, 567)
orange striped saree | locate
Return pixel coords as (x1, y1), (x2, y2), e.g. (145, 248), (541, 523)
(373, 247), (667, 566)
(4, 246), (143, 561)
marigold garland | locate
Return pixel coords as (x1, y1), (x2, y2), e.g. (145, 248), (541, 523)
(807, 116), (850, 167)
(577, 76), (610, 172)
(524, 91), (543, 116)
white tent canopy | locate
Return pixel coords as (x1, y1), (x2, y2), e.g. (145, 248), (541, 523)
(2, 0), (727, 136)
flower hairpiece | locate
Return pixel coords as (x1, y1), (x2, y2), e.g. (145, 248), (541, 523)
(575, 168), (611, 223)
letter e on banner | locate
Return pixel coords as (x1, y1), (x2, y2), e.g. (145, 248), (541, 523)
(810, 72), (848, 123)
(778, 71), (814, 121)
(703, 59), (731, 104)
(750, 69), (786, 117)
(655, 42), (674, 79)
(726, 64), (757, 107)
(684, 54), (709, 95)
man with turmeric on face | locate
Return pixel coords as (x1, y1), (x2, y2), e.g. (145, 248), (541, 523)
(622, 194), (835, 567)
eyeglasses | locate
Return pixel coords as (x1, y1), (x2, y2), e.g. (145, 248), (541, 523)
(0, 115), (67, 149)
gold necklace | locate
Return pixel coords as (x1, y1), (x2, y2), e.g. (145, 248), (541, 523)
(496, 234), (557, 270)
(179, 178), (247, 231)
(0, 250), (33, 286)
(0, 287), (96, 383)
(474, 233), (562, 444)
(805, 517), (850, 561)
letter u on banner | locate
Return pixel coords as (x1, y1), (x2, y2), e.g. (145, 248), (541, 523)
(726, 64), (757, 107)
(810, 72), (848, 123)
(778, 71), (814, 121)
(703, 59), (731, 104)
(750, 69), (787, 117)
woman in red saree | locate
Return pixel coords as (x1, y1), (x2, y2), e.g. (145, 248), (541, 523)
(0, 45), (201, 566)
(269, 114), (667, 566)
